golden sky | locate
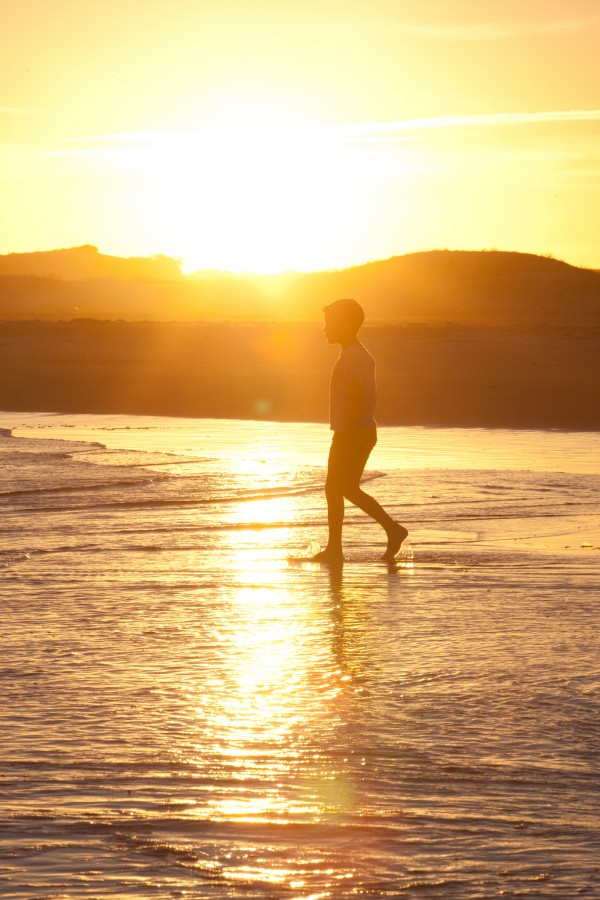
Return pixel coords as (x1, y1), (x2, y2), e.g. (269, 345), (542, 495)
(1, 0), (599, 272)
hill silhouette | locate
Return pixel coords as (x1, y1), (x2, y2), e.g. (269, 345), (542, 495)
(0, 245), (182, 282)
(284, 251), (600, 325)
(1, 246), (599, 325)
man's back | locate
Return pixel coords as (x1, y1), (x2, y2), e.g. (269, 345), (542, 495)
(329, 341), (377, 431)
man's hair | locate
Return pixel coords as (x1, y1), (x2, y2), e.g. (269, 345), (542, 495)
(323, 298), (365, 331)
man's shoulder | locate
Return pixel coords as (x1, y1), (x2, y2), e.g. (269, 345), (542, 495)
(343, 342), (375, 367)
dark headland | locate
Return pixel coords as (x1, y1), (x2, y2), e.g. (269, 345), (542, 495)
(1, 246), (599, 430)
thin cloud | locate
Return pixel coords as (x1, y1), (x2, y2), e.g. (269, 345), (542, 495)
(336, 109), (600, 140)
(361, 18), (597, 41)
(0, 107), (30, 115)
(9, 109), (600, 160)
(66, 131), (169, 144)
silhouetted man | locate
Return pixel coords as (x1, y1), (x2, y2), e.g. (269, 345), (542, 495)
(311, 298), (408, 563)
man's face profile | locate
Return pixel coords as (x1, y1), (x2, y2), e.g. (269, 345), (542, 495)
(323, 312), (348, 345)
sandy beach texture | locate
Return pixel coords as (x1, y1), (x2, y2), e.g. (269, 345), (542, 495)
(1, 321), (599, 429)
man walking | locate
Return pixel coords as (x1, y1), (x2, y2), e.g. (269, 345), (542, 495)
(312, 298), (408, 563)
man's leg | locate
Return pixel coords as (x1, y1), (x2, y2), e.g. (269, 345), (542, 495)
(312, 429), (408, 561)
(344, 485), (408, 559)
(311, 436), (347, 561)
(311, 490), (344, 561)
(344, 485), (393, 529)
(340, 428), (408, 559)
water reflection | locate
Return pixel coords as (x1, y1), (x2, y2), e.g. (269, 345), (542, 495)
(174, 456), (435, 896)
(229, 494), (297, 526)
(188, 492), (384, 891)
(195, 531), (329, 820)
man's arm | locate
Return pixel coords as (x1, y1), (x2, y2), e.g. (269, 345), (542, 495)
(342, 378), (365, 431)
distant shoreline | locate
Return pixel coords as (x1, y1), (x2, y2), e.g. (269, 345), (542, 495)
(1, 320), (599, 432)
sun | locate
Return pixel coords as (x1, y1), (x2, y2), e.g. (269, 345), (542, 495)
(131, 91), (386, 274)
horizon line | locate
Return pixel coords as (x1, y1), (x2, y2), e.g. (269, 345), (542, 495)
(0, 244), (593, 279)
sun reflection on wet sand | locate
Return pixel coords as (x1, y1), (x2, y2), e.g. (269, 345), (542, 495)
(195, 575), (339, 816)
(223, 449), (296, 491)
(232, 493), (295, 521)
(181, 484), (378, 892)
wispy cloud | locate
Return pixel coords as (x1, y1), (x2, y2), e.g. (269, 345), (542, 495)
(337, 109), (600, 140)
(364, 18), (597, 41)
(60, 108), (600, 144)
(66, 131), (169, 144)
(7, 109), (600, 163)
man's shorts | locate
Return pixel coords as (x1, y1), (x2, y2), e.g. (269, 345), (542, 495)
(326, 425), (377, 492)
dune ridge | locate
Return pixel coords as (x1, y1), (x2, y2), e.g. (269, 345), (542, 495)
(1, 246), (599, 325)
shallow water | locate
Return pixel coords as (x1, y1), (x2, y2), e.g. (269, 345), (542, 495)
(1, 414), (599, 898)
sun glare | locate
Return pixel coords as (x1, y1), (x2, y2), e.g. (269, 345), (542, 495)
(123, 91), (402, 274)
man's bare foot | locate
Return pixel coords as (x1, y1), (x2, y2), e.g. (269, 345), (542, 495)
(310, 547), (344, 564)
(381, 523), (408, 560)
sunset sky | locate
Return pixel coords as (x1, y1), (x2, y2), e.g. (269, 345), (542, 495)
(1, 0), (599, 273)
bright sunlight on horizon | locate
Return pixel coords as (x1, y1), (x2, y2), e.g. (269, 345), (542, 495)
(1, 0), (600, 274)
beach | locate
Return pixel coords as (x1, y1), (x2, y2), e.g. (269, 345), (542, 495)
(1, 321), (599, 430)
(1, 413), (599, 898)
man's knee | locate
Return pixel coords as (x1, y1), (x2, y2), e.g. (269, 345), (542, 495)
(325, 473), (347, 498)
(327, 475), (360, 500)
(343, 486), (363, 505)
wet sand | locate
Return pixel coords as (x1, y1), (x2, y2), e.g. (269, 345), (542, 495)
(0, 320), (599, 430)
(1, 416), (599, 898)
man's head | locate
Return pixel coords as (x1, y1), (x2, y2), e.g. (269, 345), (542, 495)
(323, 298), (365, 345)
